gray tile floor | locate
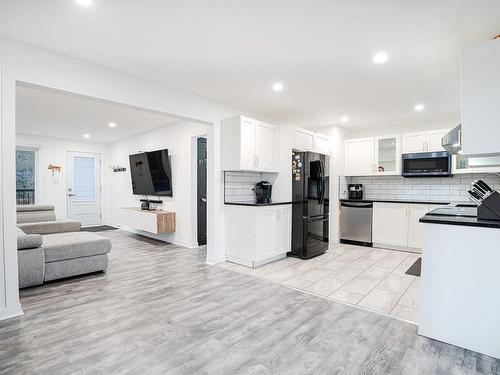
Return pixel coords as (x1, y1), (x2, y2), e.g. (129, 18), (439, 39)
(218, 245), (421, 323)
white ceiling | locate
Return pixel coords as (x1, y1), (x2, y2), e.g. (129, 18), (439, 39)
(16, 84), (181, 143)
(2, 1), (500, 128)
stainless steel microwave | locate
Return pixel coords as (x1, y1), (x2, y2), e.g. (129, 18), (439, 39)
(402, 151), (451, 177)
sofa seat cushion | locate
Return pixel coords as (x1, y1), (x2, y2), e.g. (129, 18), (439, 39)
(18, 220), (81, 235)
(42, 232), (112, 263)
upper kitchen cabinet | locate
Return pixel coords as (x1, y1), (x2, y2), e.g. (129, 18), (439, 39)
(293, 127), (315, 151)
(461, 39), (500, 156)
(292, 127), (331, 155)
(221, 116), (279, 172)
(345, 137), (375, 176)
(401, 129), (449, 153)
(375, 135), (401, 175)
(427, 129), (449, 151)
(313, 133), (331, 155)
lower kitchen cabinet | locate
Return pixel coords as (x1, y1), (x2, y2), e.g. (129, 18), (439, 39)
(225, 204), (292, 267)
(373, 202), (441, 253)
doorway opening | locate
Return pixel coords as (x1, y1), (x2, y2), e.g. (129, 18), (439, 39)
(197, 137), (207, 246)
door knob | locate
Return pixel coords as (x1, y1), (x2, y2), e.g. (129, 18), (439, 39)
(68, 193), (76, 197)
(201, 197), (207, 203)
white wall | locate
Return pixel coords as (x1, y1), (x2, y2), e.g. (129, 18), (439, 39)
(106, 121), (206, 247)
(313, 125), (347, 246)
(16, 134), (108, 220)
(345, 113), (460, 139)
(0, 35), (281, 321)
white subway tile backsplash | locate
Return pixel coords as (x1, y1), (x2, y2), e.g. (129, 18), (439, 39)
(224, 171), (263, 202)
(342, 173), (500, 203)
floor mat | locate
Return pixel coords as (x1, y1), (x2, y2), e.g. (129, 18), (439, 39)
(81, 225), (118, 232)
(405, 257), (421, 277)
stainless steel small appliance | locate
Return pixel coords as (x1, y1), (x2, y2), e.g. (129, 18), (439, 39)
(254, 181), (272, 204)
(402, 151), (451, 177)
(348, 184), (363, 200)
(340, 201), (373, 246)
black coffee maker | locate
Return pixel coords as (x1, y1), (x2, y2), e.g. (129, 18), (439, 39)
(254, 181), (272, 204)
(348, 184), (363, 200)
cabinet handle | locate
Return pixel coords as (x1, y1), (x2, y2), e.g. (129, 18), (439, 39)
(256, 155), (259, 167)
(422, 141), (426, 151)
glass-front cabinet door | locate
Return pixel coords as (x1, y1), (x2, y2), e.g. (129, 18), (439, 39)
(374, 135), (401, 175)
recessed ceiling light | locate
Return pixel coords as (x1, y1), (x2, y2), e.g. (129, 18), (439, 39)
(373, 52), (388, 64)
(75, 0), (93, 7)
(83, 134), (91, 139)
(414, 104), (425, 112)
(108, 122), (117, 128)
(340, 116), (349, 123)
(272, 82), (284, 92)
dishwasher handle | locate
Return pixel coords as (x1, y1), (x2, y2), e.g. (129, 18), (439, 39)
(341, 202), (373, 209)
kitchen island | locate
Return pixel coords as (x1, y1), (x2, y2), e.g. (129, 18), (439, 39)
(419, 204), (500, 359)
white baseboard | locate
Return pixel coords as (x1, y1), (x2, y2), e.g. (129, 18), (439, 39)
(105, 222), (198, 249)
(206, 256), (226, 265)
(0, 303), (23, 321)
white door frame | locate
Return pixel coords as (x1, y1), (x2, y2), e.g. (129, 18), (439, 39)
(66, 151), (102, 226)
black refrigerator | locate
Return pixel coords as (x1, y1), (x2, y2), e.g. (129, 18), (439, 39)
(289, 151), (329, 259)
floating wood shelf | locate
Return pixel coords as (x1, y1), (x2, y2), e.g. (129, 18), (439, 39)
(122, 208), (176, 234)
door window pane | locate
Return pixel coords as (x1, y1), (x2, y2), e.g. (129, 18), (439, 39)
(73, 156), (95, 201)
(16, 149), (36, 205)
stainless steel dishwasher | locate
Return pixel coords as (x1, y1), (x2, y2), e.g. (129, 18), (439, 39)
(340, 201), (373, 246)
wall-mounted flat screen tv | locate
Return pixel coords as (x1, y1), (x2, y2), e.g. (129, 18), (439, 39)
(129, 149), (172, 196)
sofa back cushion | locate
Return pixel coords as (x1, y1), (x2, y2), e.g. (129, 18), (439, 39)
(17, 205), (55, 212)
(17, 209), (56, 224)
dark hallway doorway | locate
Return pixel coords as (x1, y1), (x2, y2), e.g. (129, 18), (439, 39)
(197, 137), (207, 246)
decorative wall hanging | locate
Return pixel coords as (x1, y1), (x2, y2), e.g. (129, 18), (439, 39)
(110, 165), (127, 172)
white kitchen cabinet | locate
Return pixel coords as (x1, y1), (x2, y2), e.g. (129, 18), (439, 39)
(225, 204), (292, 267)
(255, 120), (278, 171)
(427, 129), (448, 152)
(452, 154), (500, 174)
(372, 203), (408, 247)
(373, 202), (442, 252)
(374, 135), (401, 175)
(293, 127), (315, 151)
(402, 129), (449, 153)
(407, 204), (432, 249)
(461, 39), (500, 156)
(221, 116), (279, 172)
(402, 132), (428, 153)
(292, 127), (331, 155)
(345, 137), (375, 176)
(314, 133), (331, 155)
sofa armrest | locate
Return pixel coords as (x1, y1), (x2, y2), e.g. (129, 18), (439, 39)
(18, 220), (82, 235)
(17, 233), (43, 250)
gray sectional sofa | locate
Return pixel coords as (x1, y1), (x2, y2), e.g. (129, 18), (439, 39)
(16, 205), (112, 288)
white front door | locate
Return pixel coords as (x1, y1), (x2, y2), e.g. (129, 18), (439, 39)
(67, 152), (101, 226)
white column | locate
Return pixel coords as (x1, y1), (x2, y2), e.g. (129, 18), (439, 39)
(0, 68), (23, 320)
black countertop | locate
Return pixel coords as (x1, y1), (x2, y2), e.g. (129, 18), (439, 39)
(225, 201), (292, 207)
(340, 198), (449, 205)
(420, 203), (500, 228)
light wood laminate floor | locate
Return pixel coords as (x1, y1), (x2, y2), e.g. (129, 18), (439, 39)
(0, 230), (498, 374)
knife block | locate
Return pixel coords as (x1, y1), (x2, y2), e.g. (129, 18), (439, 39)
(478, 191), (500, 221)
